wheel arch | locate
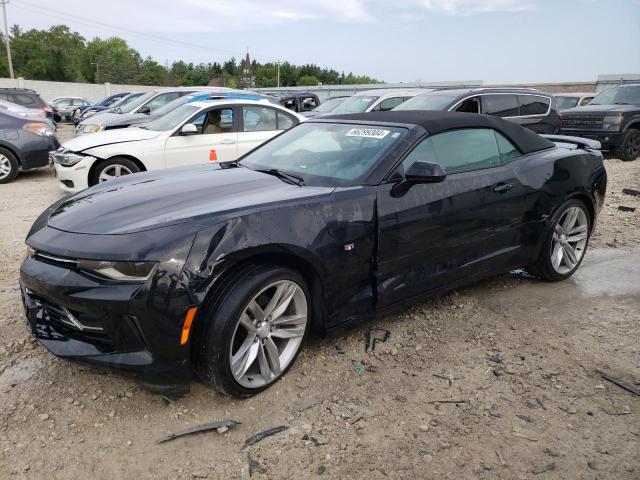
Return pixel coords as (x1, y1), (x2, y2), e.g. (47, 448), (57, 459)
(87, 154), (147, 185)
(623, 120), (640, 132)
(0, 141), (22, 166)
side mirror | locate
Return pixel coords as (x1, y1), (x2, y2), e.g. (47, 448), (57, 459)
(137, 105), (151, 114)
(405, 161), (447, 183)
(180, 123), (198, 135)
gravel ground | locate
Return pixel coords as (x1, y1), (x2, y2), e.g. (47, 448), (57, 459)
(0, 126), (638, 479)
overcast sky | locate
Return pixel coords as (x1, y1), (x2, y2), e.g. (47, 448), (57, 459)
(7, 0), (640, 83)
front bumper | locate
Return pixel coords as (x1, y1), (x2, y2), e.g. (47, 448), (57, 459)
(19, 244), (195, 388)
(52, 155), (95, 192)
(558, 130), (623, 150)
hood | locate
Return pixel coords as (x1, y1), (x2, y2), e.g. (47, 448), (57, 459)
(46, 165), (334, 235)
(104, 113), (157, 128)
(562, 104), (638, 115)
(64, 127), (162, 152)
(78, 111), (126, 126)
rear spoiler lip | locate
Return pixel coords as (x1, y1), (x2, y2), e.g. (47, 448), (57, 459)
(541, 134), (601, 150)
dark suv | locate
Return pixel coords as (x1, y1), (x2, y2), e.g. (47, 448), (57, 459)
(560, 84), (640, 161)
(0, 88), (52, 119)
(394, 87), (561, 134)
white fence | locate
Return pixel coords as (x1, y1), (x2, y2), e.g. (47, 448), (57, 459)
(0, 77), (160, 102)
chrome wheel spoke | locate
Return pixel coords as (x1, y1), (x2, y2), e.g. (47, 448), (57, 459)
(263, 337), (282, 376)
(247, 300), (265, 322)
(551, 242), (563, 270)
(562, 207), (579, 230)
(231, 337), (259, 378)
(271, 325), (305, 339)
(239, 312), (257, 333)
(562, 244), (578, 268)
(257, 342), (273, 381)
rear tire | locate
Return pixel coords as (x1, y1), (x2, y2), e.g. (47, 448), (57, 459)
(0, 148), (19, 184)
(527, 199), (591, 282)
(194, 264), (310, 397)
(89, 157), (140, 186)
(616, 130), (640, 162)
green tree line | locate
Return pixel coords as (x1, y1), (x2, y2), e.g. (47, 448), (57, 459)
(0, 25), (381, 87)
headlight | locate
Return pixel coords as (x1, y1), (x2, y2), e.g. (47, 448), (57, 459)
(51, 149), (88, 167)
(603, 114), (623, 130)
(82, 124), (102, 133)
(77, 260), (157, 282)
(23, 122), (54, 137)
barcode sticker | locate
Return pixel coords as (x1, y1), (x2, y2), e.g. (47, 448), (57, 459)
(345, 128), (390, 139)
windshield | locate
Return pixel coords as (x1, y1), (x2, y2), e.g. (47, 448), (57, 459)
(394, 93), (459, 111)
(241, 122), (406, 186)
(312, 97), (346, 113)
(144, 104), (199, 131)
(590, 85), (640, 106)
(555, 96), (580, 110)
(331, 96), (379, 114)
(112, 93), (143, 110)
(152, 95), (195, 117)
(115, 91), (156, 113)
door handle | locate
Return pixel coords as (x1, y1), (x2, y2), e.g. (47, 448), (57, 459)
(493, 182), (514, 193)
(219, 139), (236, 145)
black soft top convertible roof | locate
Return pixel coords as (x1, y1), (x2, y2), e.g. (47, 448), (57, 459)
(320, 110), (555, 155)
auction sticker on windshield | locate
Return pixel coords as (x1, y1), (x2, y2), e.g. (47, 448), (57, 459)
(345, 128), (390, 139)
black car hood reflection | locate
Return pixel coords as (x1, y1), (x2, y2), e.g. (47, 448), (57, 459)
(48, 164), (334, 235)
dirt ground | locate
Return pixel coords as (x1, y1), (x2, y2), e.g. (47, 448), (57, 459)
(0, 125), (638, 479)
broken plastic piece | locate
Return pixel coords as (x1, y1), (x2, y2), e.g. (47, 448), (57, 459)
(157, 419), (240, 444)
(242, 425), (288, 449)
(364, 327), (391, 353)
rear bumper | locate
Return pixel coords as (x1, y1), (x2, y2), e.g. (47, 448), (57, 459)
(18, 134), (61, 171)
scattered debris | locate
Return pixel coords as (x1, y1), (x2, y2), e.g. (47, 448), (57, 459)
(535, 397), (547, 410)
(427, 399), (468, 404)
(486, 354), (503, 364)
(433, 373), (454, 387)
(622, 188), (640, 197)
(366, 365), (380, 373)
(334, 345), (346, 355)
(354, 365), (365, 374)
(599, 371), (640, 397)
(347, 413), (365, 425)
(618, 205), (636, 212)
(248, 455), (267, 477)
(302, 434), (320, 447)
(531, 463), (556, 475)
(157, 420), (240, 444)
(290, 397), (321, 413)
(317, 465), (326, 475)
(513, 429), (538, 442)
(364, 327), (391, 353)
(243, 426), (289, 449)
(600, 407), (631, 416)
(495, 450), (506, 467)
(516, 414), (534, 423)
(558, 405), (577, 414)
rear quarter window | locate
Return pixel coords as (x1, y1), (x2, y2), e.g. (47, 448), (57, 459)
(483, 95), (520, 117)
(518, 95), (550, 115)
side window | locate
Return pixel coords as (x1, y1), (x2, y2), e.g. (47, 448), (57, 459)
(483, 94), (519, 117)
(243, 106), (278, 132)
(12, 93), (36, 107)
(495, 131), (521, 163)
(0, 93), (9, 101)
(455, 96), (480, 113)
(372, 97), (405, 112)
(193, 108), (234, 135)
(104, 97), (119, 107)
(276, 111), (296, 130)
(518, 95), (549, 116)
(402, 129), (500, 174)
(146, 92), (181, 112)
(300, 97), (317, 110)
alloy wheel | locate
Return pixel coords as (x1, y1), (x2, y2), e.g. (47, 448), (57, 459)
(98, 164), (133, 182)
(625, 133), (640, 159)
(550, 206), (589, 274)
(0, 154), (12, 180)
(229, 280), (307, 388)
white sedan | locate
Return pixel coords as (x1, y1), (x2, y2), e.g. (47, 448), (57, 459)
(51, 99), (305, 193)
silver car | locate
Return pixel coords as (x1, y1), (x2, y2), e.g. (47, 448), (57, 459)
(327, 88), (432, 115)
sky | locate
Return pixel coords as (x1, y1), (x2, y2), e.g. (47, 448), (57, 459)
(5, 0), (640, 84)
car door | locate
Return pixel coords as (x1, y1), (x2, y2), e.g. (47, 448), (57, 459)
(237, 106), (298, 157)
(516, 95), (552, 133)
(375, 128), (528, 308)
(164, 106), (238, 167)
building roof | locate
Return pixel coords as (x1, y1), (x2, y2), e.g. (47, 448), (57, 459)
(318, 110), (555, 154)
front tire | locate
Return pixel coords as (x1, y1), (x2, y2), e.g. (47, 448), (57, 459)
(0, 148), (19, 184)
(89, 157), (140, 186)
(195, 265), (310, 397)
(616, 130), (640, 162)
(527, 199), (591, 281)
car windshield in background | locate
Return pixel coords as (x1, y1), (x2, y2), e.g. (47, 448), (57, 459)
(312, 97), (346, 113)
(589, 85), (640, 105)
(394, 93), (459, 111)
(112, 94), (142, 110)
(241, 122), (406, 186)
(116, 91), (155, 112)
(556, 96), (580, 110)
(152, 95), (195, 117)
(144, 104), (199, 131)
(331, 96), (379, 114)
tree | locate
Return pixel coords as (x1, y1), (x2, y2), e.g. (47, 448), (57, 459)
(298, 75), (319, 87)
(81, 37), (141, 84)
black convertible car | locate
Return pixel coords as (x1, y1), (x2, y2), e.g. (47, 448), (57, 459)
(20, 111), (606, 397)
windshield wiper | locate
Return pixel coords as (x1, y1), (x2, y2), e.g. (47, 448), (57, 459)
(253, 168), (304, 186)
(613, 102), (631, 105)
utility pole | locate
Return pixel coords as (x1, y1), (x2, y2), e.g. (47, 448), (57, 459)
(1, 0), (14, 79)
(276, 60), (281, 88)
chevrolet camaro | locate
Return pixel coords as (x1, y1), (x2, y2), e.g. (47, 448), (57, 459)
(20, 111), (607, 397)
